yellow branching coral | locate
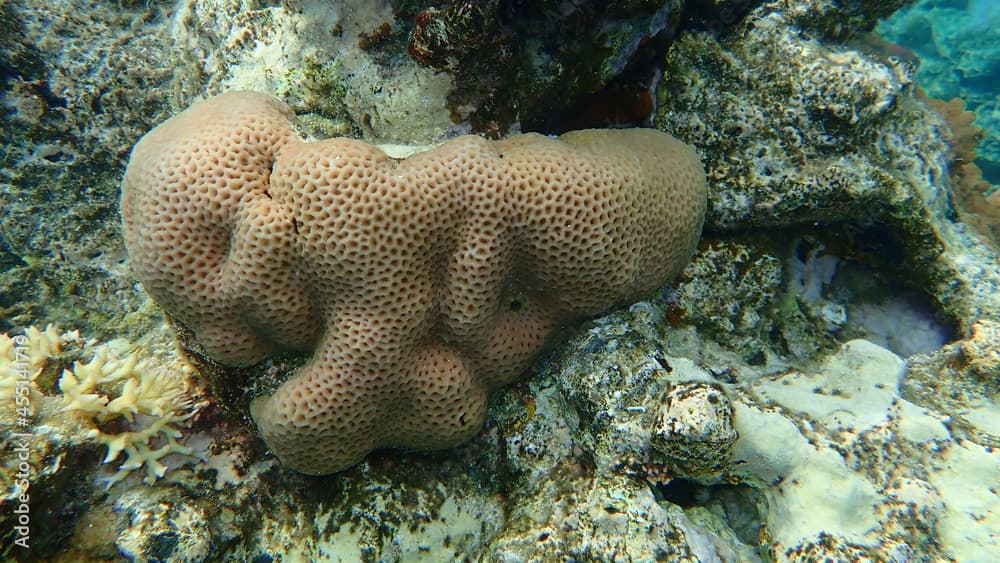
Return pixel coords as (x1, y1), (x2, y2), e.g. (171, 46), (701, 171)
(0, 324), (79, 416)
(1, 325), (200, 486)
(58, 345), (199, 486)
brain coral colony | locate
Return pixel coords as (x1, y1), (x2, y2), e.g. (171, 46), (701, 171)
(120, 91), (708, 475)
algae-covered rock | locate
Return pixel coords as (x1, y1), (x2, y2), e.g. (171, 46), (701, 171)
(0, 1), (175, 339)
(400, 0), (690, 135)
(651, 382), (737, 475)
(656, 0), (1000, 331)
(554, 309), (997, 560)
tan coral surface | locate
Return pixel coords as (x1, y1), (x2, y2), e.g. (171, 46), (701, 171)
(121, 91), (707, 474)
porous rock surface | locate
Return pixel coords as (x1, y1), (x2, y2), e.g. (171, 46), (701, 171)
(121, 91), (707, 475)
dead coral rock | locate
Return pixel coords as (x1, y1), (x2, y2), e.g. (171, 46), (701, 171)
(650, 382), (738, 476)
(403, 0), (687, 135)
(121, 91), (708, 475)
(960, 320), (1000, 384)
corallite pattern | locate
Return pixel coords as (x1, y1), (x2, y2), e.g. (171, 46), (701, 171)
(121, 91), (707, 474)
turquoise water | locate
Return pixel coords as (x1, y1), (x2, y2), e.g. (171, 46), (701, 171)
(879, 0), (1000, 185)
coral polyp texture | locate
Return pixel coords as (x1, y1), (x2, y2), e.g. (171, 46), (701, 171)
(120, 91), (707, 475)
